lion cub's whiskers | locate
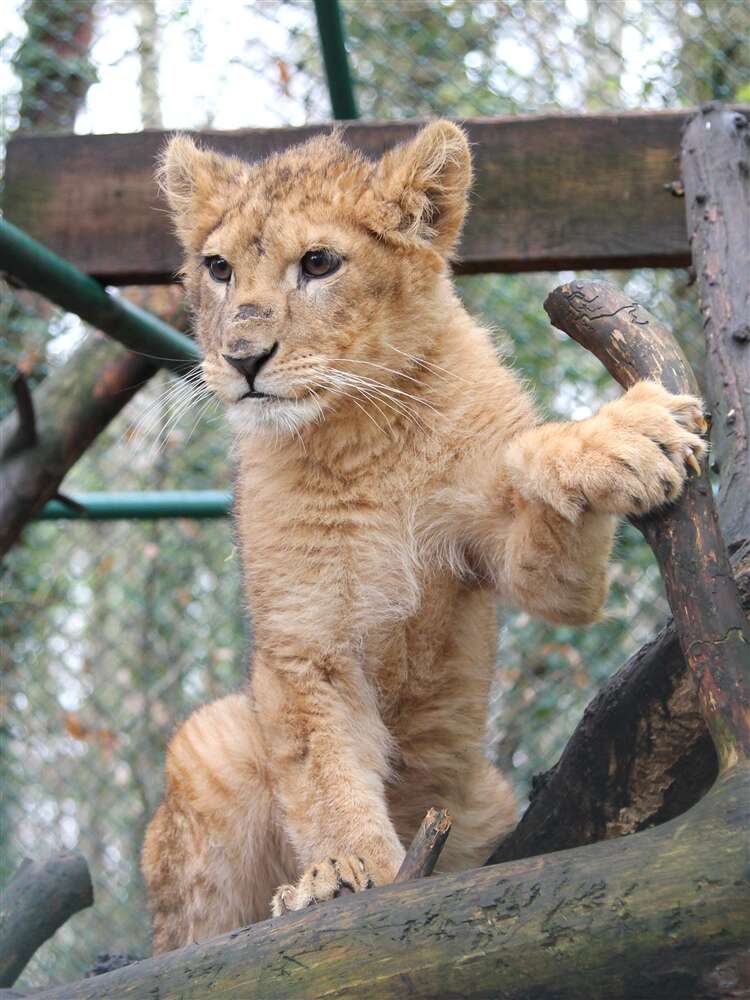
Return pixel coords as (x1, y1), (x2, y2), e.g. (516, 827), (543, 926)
(316, 368), (428, 434)
(308, 373), (393, 437)
(124, 369), (214, 458)
(385, 342), (470, 386)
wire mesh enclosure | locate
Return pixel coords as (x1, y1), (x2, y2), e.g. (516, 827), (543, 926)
(1, 0), (748, 988)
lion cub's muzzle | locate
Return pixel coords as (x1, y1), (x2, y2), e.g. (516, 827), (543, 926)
(223, 342), (279, 398)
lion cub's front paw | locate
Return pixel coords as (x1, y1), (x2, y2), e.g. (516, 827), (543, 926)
(271, 856), (375, 916)
(581, 381), (708, 517)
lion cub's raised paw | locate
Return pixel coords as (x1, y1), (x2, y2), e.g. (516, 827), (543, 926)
(576, 381), (708, 518)
(271, 856), (375, 916)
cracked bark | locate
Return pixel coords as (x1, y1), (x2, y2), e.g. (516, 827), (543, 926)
(23, 766), (750, 1000)
(682, 105), (750, 554)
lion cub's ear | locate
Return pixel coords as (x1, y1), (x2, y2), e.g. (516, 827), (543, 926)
(367, 120), (472, 257)
(157, 135), (248, 251)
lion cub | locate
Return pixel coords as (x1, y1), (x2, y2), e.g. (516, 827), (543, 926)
(142, 121), (705, 952)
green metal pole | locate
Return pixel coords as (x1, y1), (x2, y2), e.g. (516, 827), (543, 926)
(37, 491), (232, 521)
(313, 0), (359, 120)
(0, 219), (200, 375)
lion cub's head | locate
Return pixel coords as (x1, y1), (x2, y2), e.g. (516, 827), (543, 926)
(160, 120), (472, 437)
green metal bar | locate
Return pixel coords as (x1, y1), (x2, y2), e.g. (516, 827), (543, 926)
(37, 491), (232, 521)
(0, 219), (200, 376)
(313, 0), (359, 120)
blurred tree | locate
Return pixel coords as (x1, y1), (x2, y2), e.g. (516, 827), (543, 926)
(12, 0), (97, 132)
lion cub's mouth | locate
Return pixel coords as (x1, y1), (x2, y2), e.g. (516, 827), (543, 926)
(239, 389), (277, 401)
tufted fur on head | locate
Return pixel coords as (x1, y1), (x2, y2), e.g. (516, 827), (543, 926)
(363, 120), (473, 254)
(160, 120), (471, 260)
(155, 121), (477, 440)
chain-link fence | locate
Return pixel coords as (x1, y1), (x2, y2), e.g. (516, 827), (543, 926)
(1, 0), (748, 989)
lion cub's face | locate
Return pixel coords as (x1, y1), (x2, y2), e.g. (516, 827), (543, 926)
(161, 121), (471, 437)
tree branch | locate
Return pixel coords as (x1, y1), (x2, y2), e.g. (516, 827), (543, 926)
(0, 333), (156, 560)
(682, 105), (750, 552)
(25, 766), (750, 1000)
(0, 852), (93, 988)
(544, 279), (750, 769)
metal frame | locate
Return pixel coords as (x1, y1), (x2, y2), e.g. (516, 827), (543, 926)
(37, 492), (232, 521)
(314, 0), (359, 120)
(0, 219), (200, 375)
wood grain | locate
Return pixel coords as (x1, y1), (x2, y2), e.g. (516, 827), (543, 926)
(2, 111), (720, 284)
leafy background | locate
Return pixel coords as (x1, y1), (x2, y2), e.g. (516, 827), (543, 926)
(1, 0), (748, 986)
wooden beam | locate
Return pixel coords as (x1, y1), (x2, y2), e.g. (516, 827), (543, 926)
(2, 111), (725, 285)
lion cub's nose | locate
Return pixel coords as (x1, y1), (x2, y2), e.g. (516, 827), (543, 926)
(223, 342), (278, 390)
(235, 303), (273, 321)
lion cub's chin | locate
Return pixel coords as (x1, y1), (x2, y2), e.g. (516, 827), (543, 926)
(225, 395), (322, 438)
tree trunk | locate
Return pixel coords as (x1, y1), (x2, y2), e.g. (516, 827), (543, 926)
(682, 104), (750, 552)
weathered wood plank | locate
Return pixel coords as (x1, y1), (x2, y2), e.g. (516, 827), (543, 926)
(2, 111), (719, 284)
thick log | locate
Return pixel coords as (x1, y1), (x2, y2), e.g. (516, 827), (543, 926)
(682, 105), (750, 553)
(0, 852), (93, 988)
(3, 111), (734, 285)
(0, 334), (156, 559)
(544, 280), (750, 770)
(28, 764), (750, 1000)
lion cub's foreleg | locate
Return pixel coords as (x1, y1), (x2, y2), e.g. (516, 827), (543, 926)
(252, 647), (405, 916)
(456, 382), (706, 624)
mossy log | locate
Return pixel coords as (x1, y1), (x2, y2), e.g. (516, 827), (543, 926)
(29, 764), (750, 1000)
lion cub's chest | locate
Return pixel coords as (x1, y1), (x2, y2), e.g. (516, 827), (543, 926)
(238, 459), (430, 636)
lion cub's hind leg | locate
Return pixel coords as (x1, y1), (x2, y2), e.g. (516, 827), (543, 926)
(142, 693), (297, 953)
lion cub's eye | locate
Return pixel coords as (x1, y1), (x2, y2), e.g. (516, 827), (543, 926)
(300, 248), (341, 279)
(204, 256), (233, 283)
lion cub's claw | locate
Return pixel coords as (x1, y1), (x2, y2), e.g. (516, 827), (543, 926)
(685, 449), (703, 476)
(582, 382), (708, 517)
(272, 856), (374, 916)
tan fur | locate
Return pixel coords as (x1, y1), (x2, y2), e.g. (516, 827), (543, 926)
(142, 122), (706, 952)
